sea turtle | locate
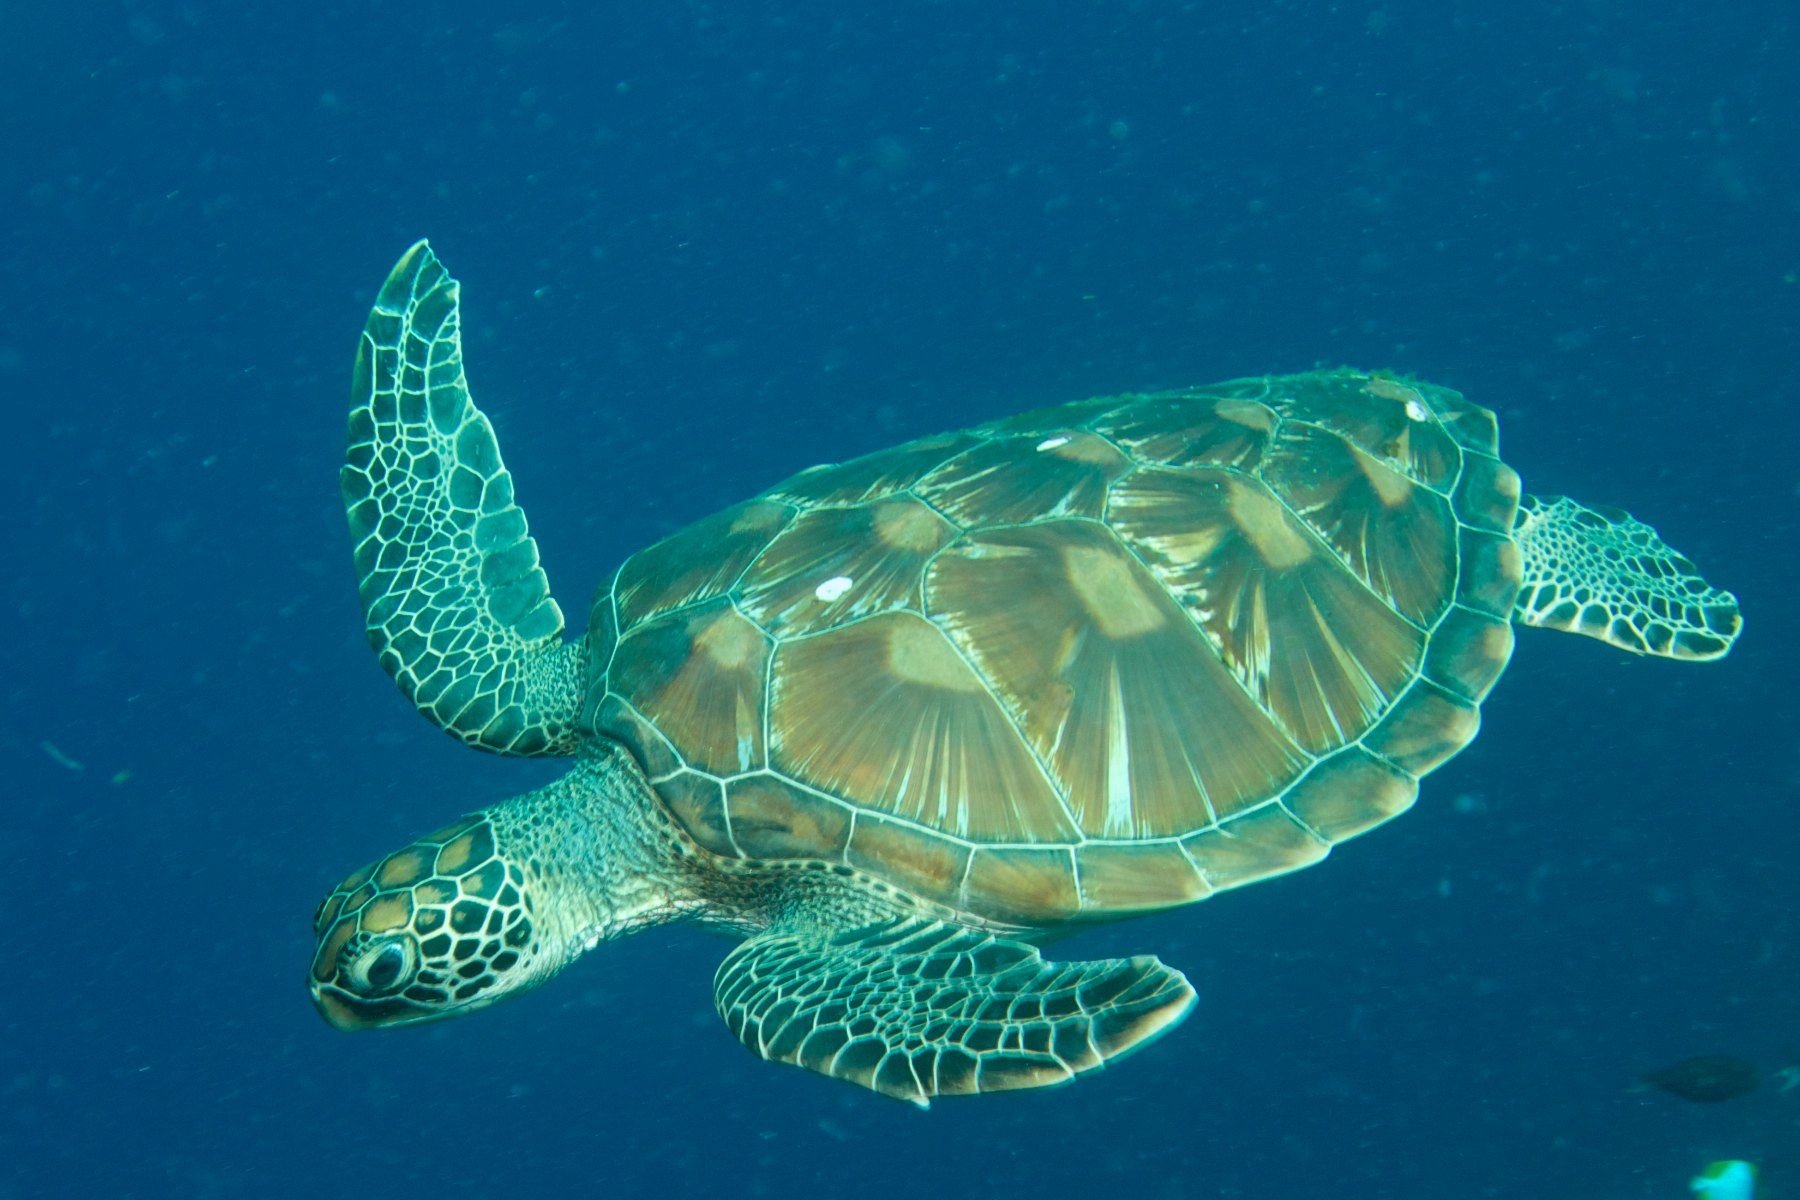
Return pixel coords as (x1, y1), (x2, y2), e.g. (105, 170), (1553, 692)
(308, 243), (1741, 1106)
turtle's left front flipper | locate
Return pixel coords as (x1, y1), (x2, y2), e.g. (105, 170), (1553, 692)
(1512, 495), (1742, 660)
(714, 915), (1195, 1107)
(344, 242), (584, 755)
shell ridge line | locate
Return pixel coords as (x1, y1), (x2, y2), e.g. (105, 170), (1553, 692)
(1281, 416), (1459, 502)
(921, 556), (1087, 838)
(1258, 456), (1437, 638)
(1107, 472), (1334, 739)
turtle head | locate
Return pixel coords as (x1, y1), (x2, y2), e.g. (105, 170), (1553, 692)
(308, 814), (551, 1030)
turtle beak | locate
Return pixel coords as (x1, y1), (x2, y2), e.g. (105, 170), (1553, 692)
(310, 984), (432, 1031)
(312, 986), (375, 1030)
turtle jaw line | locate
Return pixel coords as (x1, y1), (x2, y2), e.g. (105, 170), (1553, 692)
(311, 984), (439, 1031)
(310, 961), (534, 1030)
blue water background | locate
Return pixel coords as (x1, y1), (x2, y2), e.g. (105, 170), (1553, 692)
(3, 3), (1796, 1196)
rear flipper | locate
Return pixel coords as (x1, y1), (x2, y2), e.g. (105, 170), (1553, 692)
(714, 915), (1196, 1107)
(1512, 495), (1741, 660)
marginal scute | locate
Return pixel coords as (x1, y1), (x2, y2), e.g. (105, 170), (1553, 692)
(1075, 842), (1211, 912)
(1362, 679), (1482, 776)
(1454, 527), (1526, 619)
(1423, 607), (1516, 702)
(580, 592), (619, 697)
(916, 432), (1130, 526)
(656, 771), (736, 857)
(1180, 805), (1329, 891)
(737, 497), (952, 637)
(612, 499), (792, 628)
(1451, 453), (1523, 534)
(963, 847), (1081, 925)
(1408, 378), (1499, 454)
(589, 693), (681, 779)
(606, 601), (769, 776)
(765, 432), (983, 506)
(726, 775), (853, 860)
(1281, 747), (1419, 843)
(846, 816), (971, 903)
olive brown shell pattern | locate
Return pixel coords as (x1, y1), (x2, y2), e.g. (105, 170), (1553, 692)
(581, 369), (1525, 926)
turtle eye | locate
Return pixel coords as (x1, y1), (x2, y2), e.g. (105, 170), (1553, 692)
(351, 940), (415, 995)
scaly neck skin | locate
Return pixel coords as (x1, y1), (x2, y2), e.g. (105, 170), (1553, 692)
(487, 742), (694, 973)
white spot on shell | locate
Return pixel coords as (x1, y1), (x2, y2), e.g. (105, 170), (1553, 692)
(814, 575), (854, 602)
(1036, 435), (1071, 451)
(1404, 398), (1430, 422)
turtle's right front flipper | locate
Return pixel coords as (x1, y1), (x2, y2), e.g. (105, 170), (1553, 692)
(714, 915), (1195, 1107)
(344, 242), (584, 755)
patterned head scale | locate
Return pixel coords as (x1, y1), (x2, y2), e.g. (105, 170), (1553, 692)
(309, 816), (543, 1028)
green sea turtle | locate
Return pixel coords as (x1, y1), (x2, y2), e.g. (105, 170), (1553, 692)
(308, 242), (1741, 1106)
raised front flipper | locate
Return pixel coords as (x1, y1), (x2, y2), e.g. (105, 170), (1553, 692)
(1512, 495), (1741, 660)
(713, 915), (1195, 1107)
(344, 242), (584, 754)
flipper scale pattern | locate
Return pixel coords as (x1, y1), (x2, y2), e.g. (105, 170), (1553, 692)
(715, 915), (1196, 1106)
(343, 242), (583, 755)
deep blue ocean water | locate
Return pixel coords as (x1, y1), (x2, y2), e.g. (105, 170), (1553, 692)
(4, 3), (1796, 1196)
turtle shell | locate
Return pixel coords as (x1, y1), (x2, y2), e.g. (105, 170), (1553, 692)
(581, 369), (1524, 926)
